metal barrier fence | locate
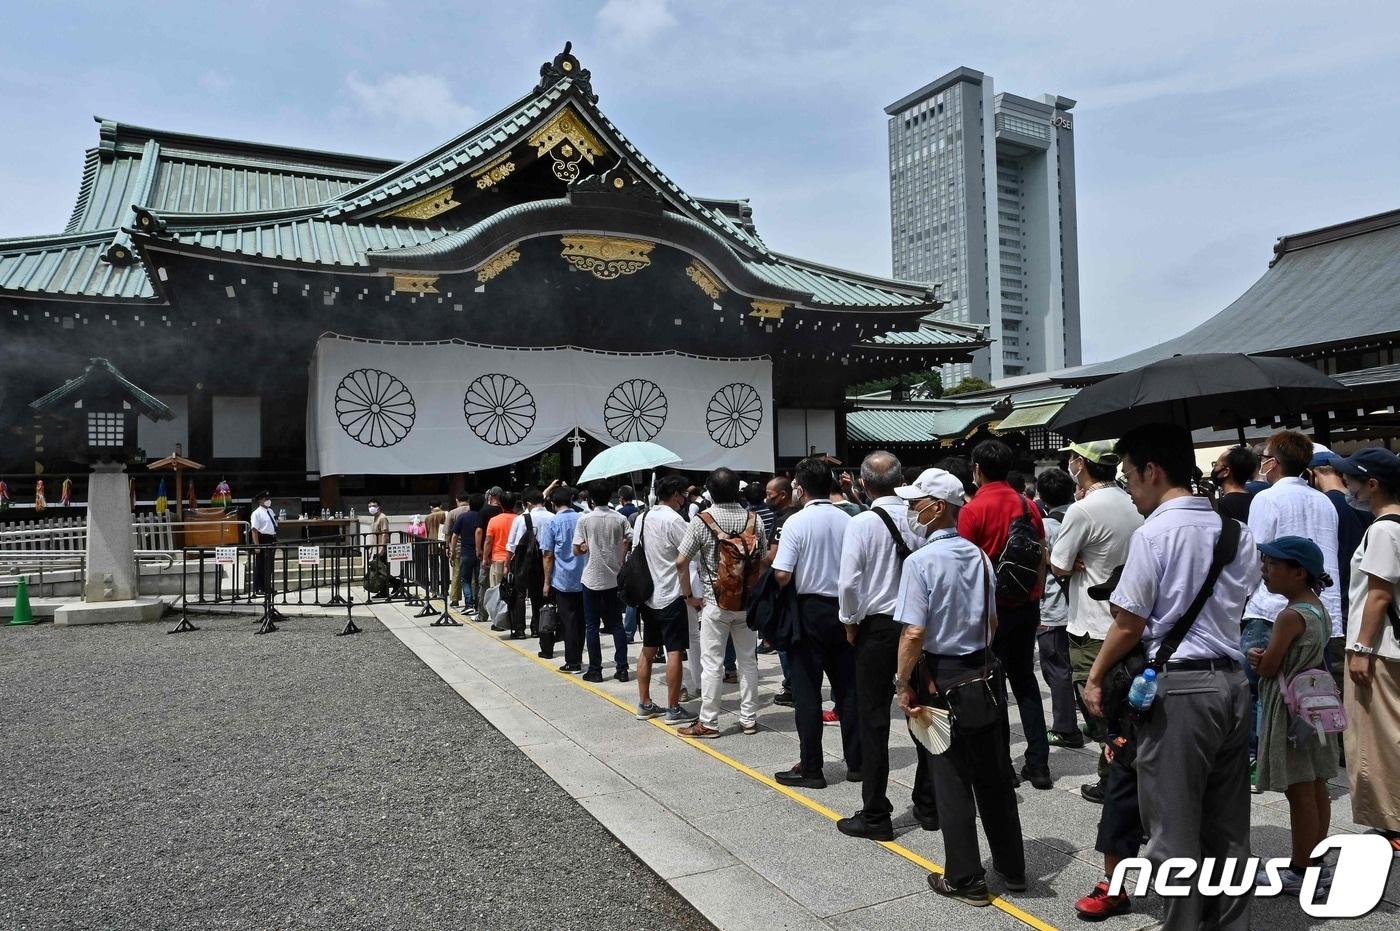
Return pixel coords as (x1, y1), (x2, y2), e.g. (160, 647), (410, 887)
(173, 530), (460, 636)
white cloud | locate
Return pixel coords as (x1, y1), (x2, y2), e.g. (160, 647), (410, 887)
(596, 0), (677, 46)
(198, 70), (232, 94)
(344, 72), (475, 133)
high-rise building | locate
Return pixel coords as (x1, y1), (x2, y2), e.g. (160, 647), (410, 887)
(886, 67), (1081, 383)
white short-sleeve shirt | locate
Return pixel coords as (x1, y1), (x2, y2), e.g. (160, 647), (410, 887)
(771, 499), (850, 597)
(1050, 486), (1143, 639)
(1348, 517), (1400, 660)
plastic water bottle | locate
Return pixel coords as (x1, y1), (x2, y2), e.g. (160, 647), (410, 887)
(1127, 668), (1158, 711)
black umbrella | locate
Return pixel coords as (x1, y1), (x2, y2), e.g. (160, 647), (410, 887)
(1047, 353), (1350, 442)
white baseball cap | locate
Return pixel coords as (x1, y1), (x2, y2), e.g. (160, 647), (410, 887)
(894, 468), (968, 507)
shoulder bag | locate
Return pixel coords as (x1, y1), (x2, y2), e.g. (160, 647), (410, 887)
(918, 553), (1005, 735)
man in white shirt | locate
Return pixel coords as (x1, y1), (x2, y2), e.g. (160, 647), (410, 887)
(1085, 424), (1255, 931)
(675, 468), (768, 738)
(1240, 431), (1342, 770)
(506, 486), (553, 641)
(834, 451), (937, 842)
(573, 480), (632, 683)
(631, 475), (696, 726)
(892, 468), (1025, 907)
(772, 457), (857, 789)
(1050, 440), (1143, 799)
(250, 490), (278, 595)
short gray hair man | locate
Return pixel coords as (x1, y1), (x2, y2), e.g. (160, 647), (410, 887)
(861, 451), (903, 496)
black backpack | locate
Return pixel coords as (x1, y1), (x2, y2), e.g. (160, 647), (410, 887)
(995, 498), (1044, 605)
(508, 513), (543, 590)
(618, 511), (656, 608)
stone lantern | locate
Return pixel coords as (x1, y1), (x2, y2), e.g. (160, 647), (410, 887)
(29, 358), (173, 624)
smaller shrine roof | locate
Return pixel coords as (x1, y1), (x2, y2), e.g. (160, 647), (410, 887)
(30, 357), (173, 420)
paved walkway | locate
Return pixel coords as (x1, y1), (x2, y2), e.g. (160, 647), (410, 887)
(375, 602), (1400, 931)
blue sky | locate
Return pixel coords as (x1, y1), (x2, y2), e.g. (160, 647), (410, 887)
(2, 1), (1396, 364)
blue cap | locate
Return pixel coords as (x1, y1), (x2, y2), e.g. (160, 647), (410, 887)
(1310, 449), (1344, 469)
(1334, 447), (1400, 482)
(1258, 535), (1325, 581)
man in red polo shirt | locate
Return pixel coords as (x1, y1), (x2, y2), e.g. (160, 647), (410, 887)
(959, 439), (1053, 790)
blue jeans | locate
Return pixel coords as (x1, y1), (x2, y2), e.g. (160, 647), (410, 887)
(624, 604), (639, 640)
(583, 586), (628, 675)
(778, 649), (791, 690)
(459, 558), (479, 609)
(1240, 617), (1272, 759)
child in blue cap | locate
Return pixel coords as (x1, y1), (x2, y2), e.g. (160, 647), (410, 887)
(1247, 535), (1339, 893)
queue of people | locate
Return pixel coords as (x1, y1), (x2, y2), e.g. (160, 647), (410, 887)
(421, 428), (1400, 925)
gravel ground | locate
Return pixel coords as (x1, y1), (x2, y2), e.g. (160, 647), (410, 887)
(0, 614), (713, 931)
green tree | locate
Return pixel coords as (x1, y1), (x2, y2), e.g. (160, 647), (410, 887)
(943, 376), (994, 396)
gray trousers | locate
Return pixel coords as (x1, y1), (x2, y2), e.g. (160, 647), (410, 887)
(1137, 666), (1251, 931)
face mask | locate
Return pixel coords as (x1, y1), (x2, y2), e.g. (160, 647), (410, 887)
(368, 505), (380, 515)
(1344, 488), (1362, 509)
(1068, 460), (1083, 484)
(1210, 468), (1225, 486)
(261, 499), (271, 508)
(905, 504), (931, 540)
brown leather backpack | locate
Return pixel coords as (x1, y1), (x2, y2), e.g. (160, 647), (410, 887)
(698, 511), (762, 611)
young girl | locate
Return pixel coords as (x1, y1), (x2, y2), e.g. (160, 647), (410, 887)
(1247, 535), (1339, 893)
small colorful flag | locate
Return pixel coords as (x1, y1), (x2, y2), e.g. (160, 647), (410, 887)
(0, 480), (9, 511)
(34, 479), (46, 513)
(155, 478), (168, 516)
(60, 477), (73, 506)
(212, 478), (232, 509)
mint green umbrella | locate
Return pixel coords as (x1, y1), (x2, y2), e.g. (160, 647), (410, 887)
(578, 441), (681, 483)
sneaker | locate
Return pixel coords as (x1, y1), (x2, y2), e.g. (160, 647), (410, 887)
(614, 668), (630, 683)
(837, 811), (895, 842)
(1080, 781), (1105, 804)
(664, 706), (698, 726)
(822, 709), (840, 726)
(1074, 880), (1131, 920)
(756, 643), (776, 654)
(636, 702), (664, 721)
(773, 689), (795, 707)
(740, 720), (759, 735)
(1020, 763), (1053, 790)
(774, 766), (827, 789)
(536, 651), (554, 659)
(448, 600), (460, 608)
(678, 722), (721, 739)
(723, 671), (738, 684)
(997, 871), (1028, 893)
(1256, 864), (1307, 895)
(557, 663), (581, 674)
(1047, 730), (1086, 748)
(581, 670), (604, 683)
(927, 873), (990, 907)
(679, 688), (693, 703)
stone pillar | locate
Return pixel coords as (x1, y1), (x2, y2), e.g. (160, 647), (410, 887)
(84, 462), (137, 602)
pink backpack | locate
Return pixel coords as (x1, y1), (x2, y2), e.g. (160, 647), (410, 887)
(1279, 668), (1347, 743)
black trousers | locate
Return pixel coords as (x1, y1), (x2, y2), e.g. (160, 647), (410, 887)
(791, 594), (861, 775)
(992, 601), (1049, 769)
(509, 572), (543, 636)
(553, 590), (585, 666)
(855, 613), (937, 820)
(253, 536), (277, 593)
(926, 650), (1026, 887)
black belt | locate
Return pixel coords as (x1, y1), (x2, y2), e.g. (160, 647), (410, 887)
(797, 593), (839, 605)
(1165, 657), (1240, 672)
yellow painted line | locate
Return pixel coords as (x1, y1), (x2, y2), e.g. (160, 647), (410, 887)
(442, 608), (1057, 931)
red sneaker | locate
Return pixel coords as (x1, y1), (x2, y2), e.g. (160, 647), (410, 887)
(822, 709), (840, 726)
(1074, 881), (1130, 921)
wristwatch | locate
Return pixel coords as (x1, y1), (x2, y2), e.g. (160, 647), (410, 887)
(893, 675), (909, 689)
(1349, 642), (1380, 656)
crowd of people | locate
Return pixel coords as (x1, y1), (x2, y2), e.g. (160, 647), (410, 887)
(417, 426), (1400, 927)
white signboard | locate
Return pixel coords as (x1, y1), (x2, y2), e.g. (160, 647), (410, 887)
(306, 335), (774, 476)
(214, 546), (237, 566)
(386, 543), (412, 564)
(297, 545), (321, 566)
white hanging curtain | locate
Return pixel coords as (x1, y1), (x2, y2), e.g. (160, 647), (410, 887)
(307, 334), (774, 476)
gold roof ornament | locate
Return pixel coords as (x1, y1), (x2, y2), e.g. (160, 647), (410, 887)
(470, 152), (516, 190)
(685, 261), (725, 301)
(379, 186), (460, 220)
(392, 275), (439, 294)
(477, 248), (521, 283)
(560, 235), (653, 280)
(749, 300), (787, 320)
(526, 108), (606, 182)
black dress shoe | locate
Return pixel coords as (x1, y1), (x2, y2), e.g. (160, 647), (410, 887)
(998, 872), (1028, 893)
(581, 670), (604, 682)
(1021, 763), (1053, 790)
(774, 766), (827, 789)
(613, 668), (630, 682)
(1081, 781), (1105, 804)
(558, 663), (581, 673)
(845, 769), (863, 783)
(913, 808), (940, 831)
(507, 632), (528, 641)
(773, 689), (796, 707)
(537, 651), (554, 659)
(837, 812), (895, 841)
